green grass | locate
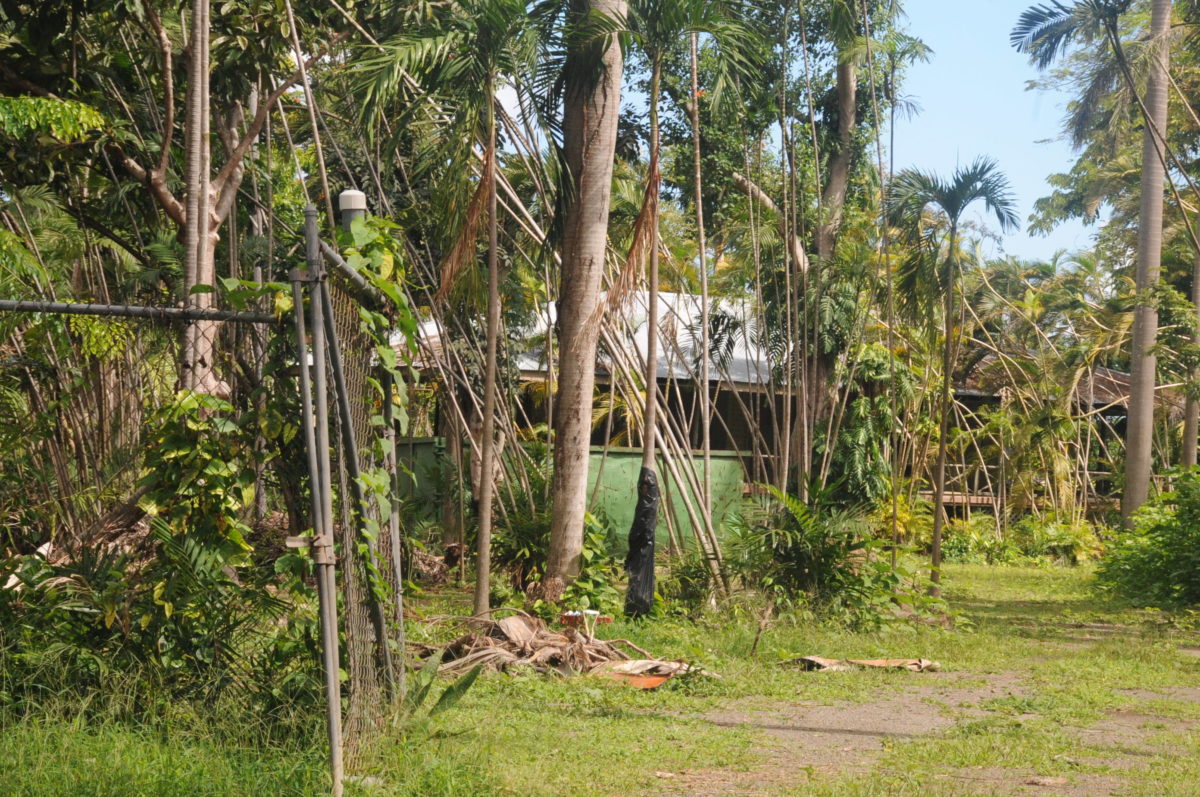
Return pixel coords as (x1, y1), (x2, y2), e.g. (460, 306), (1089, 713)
(6, 564), (1200, 795)
(0, 720), (327, 796)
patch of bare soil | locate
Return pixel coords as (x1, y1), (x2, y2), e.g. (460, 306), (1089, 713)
(1075, 692), (1198, 768)
(1077, 708), (1190, 756)
(664, 672), (1027, 796)
(952, 694), (1200, 796)
(1115, 686), (1200, 703)
(933, 768), (1128, 796)
(656, 658), (1200, 795)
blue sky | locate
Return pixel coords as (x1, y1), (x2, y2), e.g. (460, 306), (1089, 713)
(892, 0), (1099, 261)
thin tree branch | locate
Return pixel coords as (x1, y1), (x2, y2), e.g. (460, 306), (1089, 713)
(730, 170), (811, 274)
(146, 6), (176, 178)
(211, 30), (350, 201)
(109, 146), (187, 225)
(58, 204), (152, 269)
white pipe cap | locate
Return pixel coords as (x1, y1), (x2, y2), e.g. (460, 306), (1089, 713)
(339, 189), (367, 212)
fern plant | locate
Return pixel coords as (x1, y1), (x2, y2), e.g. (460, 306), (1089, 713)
(728, 485), (941, 628)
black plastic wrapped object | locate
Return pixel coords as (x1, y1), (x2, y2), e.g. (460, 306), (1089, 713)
(624, 466), (658, 618)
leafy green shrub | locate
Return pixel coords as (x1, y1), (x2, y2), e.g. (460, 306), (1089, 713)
(491, 493), (553, 594)
(1098, 470), (1200, 606)
(490, 440), (555, 593)
(1009, 516), (1102, 564)
(727, 486), (941, 629)
(869, 489), (933, 549)
(942, 516), (1015, 564)
(942, 514), (1102, 565)
(658, 553), (715, 614)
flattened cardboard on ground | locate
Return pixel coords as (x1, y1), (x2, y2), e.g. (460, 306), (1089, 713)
(793, 656), (941, 672)
(589, 659), (693, 689)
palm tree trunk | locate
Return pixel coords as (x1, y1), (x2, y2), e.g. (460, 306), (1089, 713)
(474, 86), (501, 617)
(642, 61), (662, 473)
(1123, 0), (1172, 523)
(931, 231), (958, 595)
(625, 60), (662, 617)
(181, 0), (215, 392)
(1184, 242), (1200, 468)
(690, 33), (712, 530)
(544, 0), (626, 595)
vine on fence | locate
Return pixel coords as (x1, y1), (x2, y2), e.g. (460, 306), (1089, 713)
(340, 215), (419, 607)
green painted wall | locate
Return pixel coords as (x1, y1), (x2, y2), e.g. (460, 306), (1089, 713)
(396, 437), (446, 518)
(585, 448), (745, 553)
(396, 438), (747, 549)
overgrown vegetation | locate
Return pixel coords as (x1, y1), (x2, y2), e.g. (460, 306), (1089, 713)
(0, 393), (321, 723)
(943, 514), (1105, 566)
(725, 486), (942, 628)
(5, 566), (1200, 796)
(1098, 469), (1200, 607)
(7, 0), (1200, 791)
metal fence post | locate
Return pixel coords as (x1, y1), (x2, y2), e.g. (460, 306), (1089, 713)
(338, 189), (367, 229)
(298, 205), (344, 797)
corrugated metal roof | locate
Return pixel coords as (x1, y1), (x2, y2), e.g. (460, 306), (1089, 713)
(515, 290), (772, 386)
(405, 291), (774, 386)
(959, 353), (1183, 415)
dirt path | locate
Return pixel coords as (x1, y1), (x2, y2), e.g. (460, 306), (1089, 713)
(673, 671), (1031, 795)
(659, 569), (1200, 796)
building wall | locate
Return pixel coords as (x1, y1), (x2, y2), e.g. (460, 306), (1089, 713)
(585, 447), (746, 554)
(397, 438), (747, 553)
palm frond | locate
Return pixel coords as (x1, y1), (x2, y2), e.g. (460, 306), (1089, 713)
(434, 147), (493, 306)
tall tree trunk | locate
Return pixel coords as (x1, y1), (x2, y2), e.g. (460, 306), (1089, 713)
(474, 86), (501, 617)
(543, 0), (626, 596)
(1123, 0), (1172, 524)
(642, 64), (662, 473)
(181, 0), (217, 393)
(1184, 242), (1200, 468)
(803, 52), (856, 488)
(690, 33), (712, 529)
(816, 58), (855, 261)
(626, 60), (662, 617)
(930, 229), (958, 595)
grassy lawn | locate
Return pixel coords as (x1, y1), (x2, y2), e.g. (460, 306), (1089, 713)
(4, 564), (1200, 795)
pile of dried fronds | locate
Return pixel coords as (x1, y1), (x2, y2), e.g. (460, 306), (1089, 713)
(411, 612), (690, 682)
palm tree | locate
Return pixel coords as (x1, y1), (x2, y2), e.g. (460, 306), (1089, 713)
(1011, 0), (1173, 523)
(618, 0), (752, 615)
(887, 157), (1019, 592)
(357, 0), (540, 616)
(544, 0), (628, 599)
(1121, 0), (1171, 520)
(181, 0), (214, 394)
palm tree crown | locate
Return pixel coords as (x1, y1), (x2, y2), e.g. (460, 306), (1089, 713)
(888, 156), (1020, 295)
(888, 157), (1020, 247)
